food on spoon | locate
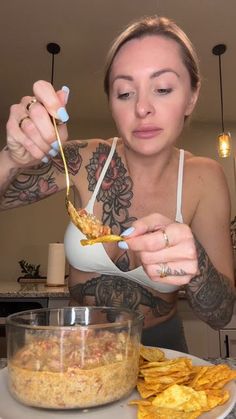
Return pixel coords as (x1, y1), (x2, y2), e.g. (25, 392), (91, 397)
(66, 199), (110, 238)
(66, 199), (124, 245)
(52, 122), (123, 246)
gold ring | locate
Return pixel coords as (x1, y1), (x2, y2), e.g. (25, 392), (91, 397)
(161, 229), (170, 248)
(159, 263), (168, 278)
(26, 98), (37, 112)
(19, 116), (30, 129)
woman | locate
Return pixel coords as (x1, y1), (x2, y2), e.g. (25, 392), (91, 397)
(0, 16), (235, 351)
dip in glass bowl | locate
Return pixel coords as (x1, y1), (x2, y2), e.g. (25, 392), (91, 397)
(6, 306), (144, 409)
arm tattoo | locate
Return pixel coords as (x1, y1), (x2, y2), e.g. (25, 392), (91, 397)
(2, 141), (87, 208)
(2, 163), (58, 206)
(185, 237), (236, 329)
(86, 143), (136, 234)
(69, 252), (175, 318)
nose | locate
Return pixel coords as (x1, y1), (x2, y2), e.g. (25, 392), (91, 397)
(135, 94), (155, 118)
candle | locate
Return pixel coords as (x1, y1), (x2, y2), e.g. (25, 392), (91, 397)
(46, 243), (65, 286)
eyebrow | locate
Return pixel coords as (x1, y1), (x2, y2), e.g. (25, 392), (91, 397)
(112, 68), (180, 84)
(151, 69), (180, 79)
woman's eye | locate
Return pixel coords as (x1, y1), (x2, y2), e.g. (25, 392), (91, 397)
(117, 92), (133, 100)
(154, 88), (172, 95)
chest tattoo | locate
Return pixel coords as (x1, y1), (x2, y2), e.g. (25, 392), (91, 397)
(86, 143), (136, 234)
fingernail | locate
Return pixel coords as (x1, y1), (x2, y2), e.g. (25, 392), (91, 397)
(57, 107), (69, 123)
(121, 227), (135, 237)
(41, 156), (49, 164)
(51, 140), (60, 151)
(62, 86), (70, 104)
(118, 241), (129, 250)
(48, 148), (59, 157)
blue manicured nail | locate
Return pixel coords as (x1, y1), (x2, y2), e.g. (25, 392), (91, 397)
(121, 227), (135, 237)
(48, 148), (59, 157)
(62, 86), (70, 104)
(51, 140), (60, 151)
(118, 241), (129, 250)
(41, 156), (49, 164)
(57, 107), (69, 123)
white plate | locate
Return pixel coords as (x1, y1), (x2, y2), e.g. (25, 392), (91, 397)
(0, 349), (235, 419)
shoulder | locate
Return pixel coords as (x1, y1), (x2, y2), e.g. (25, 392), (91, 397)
(184, 152), (227, 184)
(63, 138), (119, 174)
(185, 153), (231, 219)
(67, 137), (115, 147)
(65, 137), (116, 157)
(181, 151), (230, 213)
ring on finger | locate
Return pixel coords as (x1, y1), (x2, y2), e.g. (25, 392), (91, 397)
(159, 263), (169, 278)
(26, 98), (38, 112)
(161, 229), (170, 248)
(19, 116), (30, 129)
(25, 99), (64, 126)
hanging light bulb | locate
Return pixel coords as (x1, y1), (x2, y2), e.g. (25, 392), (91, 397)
(212, 44), (231, 158)
(217, 132), (231, 158)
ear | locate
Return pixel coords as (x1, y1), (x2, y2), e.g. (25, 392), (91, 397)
(185, 83), (200, 116)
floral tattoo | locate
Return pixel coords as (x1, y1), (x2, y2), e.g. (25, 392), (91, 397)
(86, 143), (136, 234)
(2, 141), (87, 207)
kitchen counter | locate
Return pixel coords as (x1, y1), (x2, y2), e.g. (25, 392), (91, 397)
(0, 282), (187, 300)
(0, 281), (70, 298)
(0, 357), (236, 418)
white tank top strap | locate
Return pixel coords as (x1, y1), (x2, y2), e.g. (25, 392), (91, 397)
(85, 137), (118, 213)
(175, 149), (184, 223)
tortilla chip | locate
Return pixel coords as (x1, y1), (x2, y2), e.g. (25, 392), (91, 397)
(80, 234), (124, 246)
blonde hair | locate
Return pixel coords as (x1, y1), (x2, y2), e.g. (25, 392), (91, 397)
(104, 16), (200, 96)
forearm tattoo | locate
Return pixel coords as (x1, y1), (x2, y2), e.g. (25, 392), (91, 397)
(86, 143), (136, 234)
(185, 237), (236, 329)
(1, 142), (87, 208)
(69, 252), (175, 318)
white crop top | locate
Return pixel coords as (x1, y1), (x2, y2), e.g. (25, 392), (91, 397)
(64, 138), (184, 293)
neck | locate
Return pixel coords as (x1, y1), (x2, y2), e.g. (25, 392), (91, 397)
(123, 144), (177, 182)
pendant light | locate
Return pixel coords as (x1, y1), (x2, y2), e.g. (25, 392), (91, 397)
(212, 44), (231, 158)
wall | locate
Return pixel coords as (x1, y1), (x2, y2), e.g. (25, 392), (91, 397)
(0, 118), (235, 282)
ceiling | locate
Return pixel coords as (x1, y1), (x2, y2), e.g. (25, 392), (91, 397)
(0, 0), (236, 144)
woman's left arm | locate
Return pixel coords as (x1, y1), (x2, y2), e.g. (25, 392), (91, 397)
(185, 160), (235, 329)
(185, 236), (235, 329)
(119, 159), (235, 329)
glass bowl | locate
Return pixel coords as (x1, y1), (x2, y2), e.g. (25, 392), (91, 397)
(6, 306), (144, 409)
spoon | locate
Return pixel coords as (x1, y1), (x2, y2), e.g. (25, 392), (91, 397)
(52, 118), (124, 246)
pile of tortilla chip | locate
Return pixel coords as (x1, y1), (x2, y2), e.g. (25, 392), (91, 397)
(129, 345), (236, 418)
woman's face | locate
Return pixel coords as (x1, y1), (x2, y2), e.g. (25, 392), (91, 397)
(109, 35), (199, 155)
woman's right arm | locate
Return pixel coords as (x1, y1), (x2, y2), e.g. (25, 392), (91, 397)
(0, 80), (70, 210)
(0, 146), (68, 210)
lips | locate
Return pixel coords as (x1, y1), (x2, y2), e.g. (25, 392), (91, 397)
(132, 126), (163, 139)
